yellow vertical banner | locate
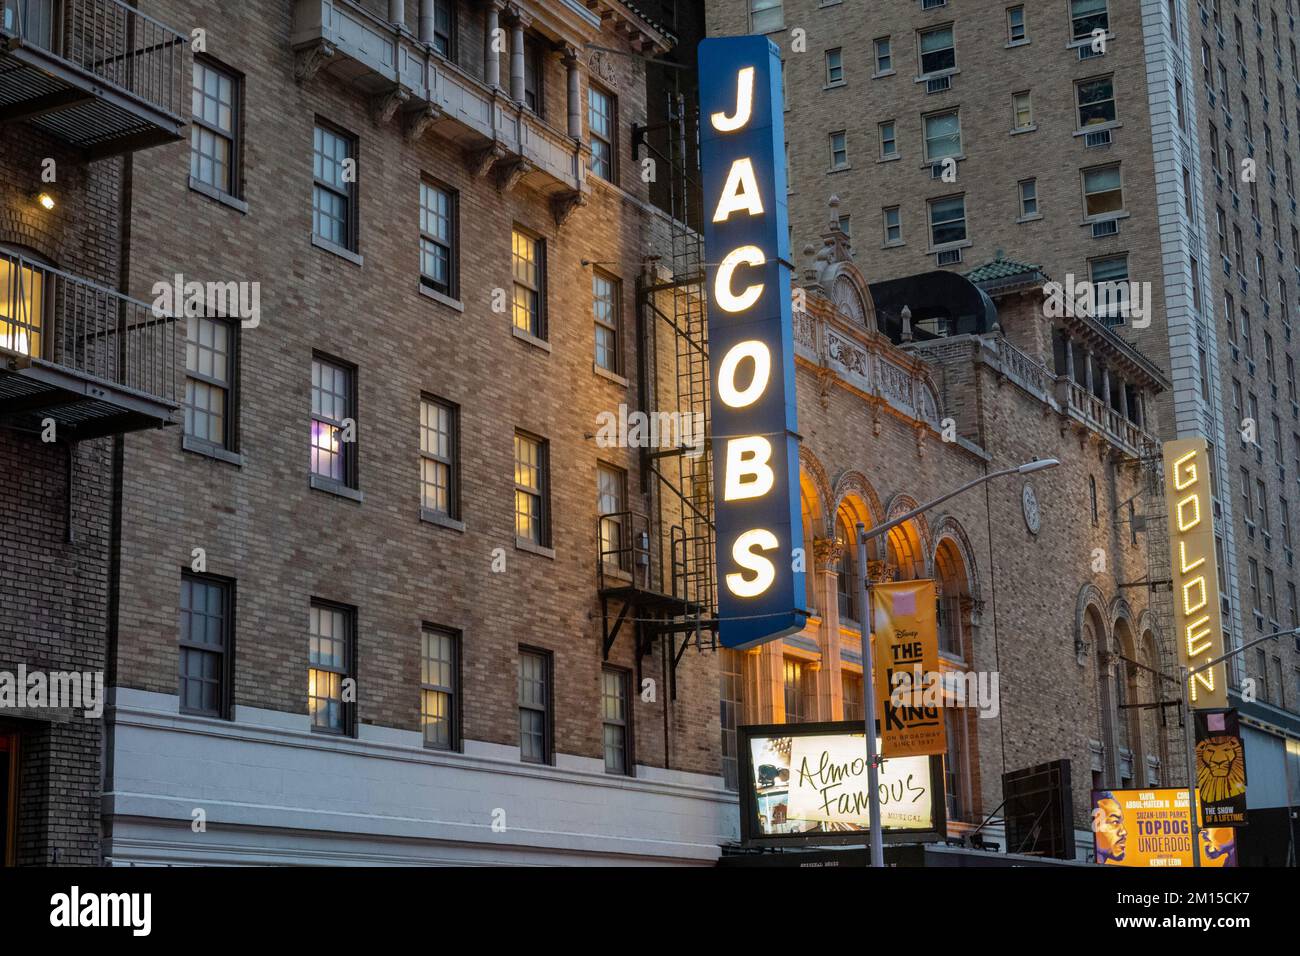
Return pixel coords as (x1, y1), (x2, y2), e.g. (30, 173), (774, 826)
(874, 579), (946, 758)
(1163, 438), (1228, 709)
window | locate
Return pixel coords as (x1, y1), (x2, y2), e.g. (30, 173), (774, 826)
(836, 516), (857, 623)
(511, 227), (546, 338)
(190, 58), (240, 197)
(842, 672), (864, 723)
(749, 0), (783, 33)
(825, 47), (844, 84)
(588, 84), (616, 181)
(184, 316), (235, 452)
(1082, 164), (1123, 217)
(1281, 498), (1292, 550)
(1089, 474), (1099, 524)
(419, 179), (457, 297)
(919, 25), (955, 75)
(598, 462), (627, 570)
(928, 195), (966, 247)
(1019, 178), (1038, 217)
(593, 269), (621, 374)
(1071, 0), (1109, 41)
(1012, 91), (1033, 129)
(601, 667), (632, 774)
(312, 123), (357, 251)
(837, 215), (851, 237)
(179, 573), (232, 718)
(420, 626), (459, 750)
(874, 36), (893, 74)
(879, 120), (898, 158)
(518, 648), (552, 763)
(523, 35), (543, 115)
(419, 396), (458, 519)
(883, 205), (902, 244)
(924, 110), (961, 160)
(1007, 5), (1026, 42)
(514, 431), (549, 546)
(0, 246), (44, 358)
(309, 601), (354, 734)
(783, 657), (815, 723)
(310, 356), (356, 489)
(1076, 75), (1116, 127)
(427, 0), (455, 58)
(1258, 477), (1270, 533)
(830, 129), (849, 168)
(1266, 569), (1279, 622)
(1168, 0), (1178, 41)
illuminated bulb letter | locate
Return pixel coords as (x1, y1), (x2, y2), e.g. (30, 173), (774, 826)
(712, 158), (765, 223)
(1185, 615), (1214, 657)
(1176, 492), (1200, 532)
(1177, 540), (1205, 574)
(717, 340), (771, 408)
(726, 529), (778, 597)
(724, 436), (775, 501)
(711, 66), (755, 133)
(1172, 450), (1198, 491)
(1182, 574), (1207, 615)
(715, 245), (765, 313)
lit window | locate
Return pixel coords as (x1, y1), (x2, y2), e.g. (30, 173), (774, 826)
(519, 649), (552, 763)
(511, 227), (545, 338)
(419, 180), (456, 297)
(310, 356), (356, 488)
(420, 626), (459, 750)
(1076, 75), (1116, 127)
(312, 123), (357, 251)
(593, 270), (621, 373)
(514, 431), (549, 546)
(1019, 178), (1038, 217)
(1082, 164), (1123, 217)
(588, 84), (616, 181)
(179, 574), (232, 718)
(309, 601), (354, 734)
(419, 396), (458, 518)
(190, 59), (239, 197)
(919, 25), (955, 75)
(924, 110), (961, 160)
(928, 195), (967, 247)
(184, 316), (235, 451)
(0, 246), (45, 357)
(602, 667), (631, 774)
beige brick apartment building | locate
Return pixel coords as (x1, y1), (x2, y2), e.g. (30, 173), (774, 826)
(709, 0), (1300, 819)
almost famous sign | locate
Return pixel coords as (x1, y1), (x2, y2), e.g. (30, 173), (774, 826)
(698, 36), (808, 649)
(1163, 438), (1227, 708)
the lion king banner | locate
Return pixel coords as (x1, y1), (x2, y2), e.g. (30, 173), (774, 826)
(1194, 709), (1248, 826)
(873, 580), (945, 758)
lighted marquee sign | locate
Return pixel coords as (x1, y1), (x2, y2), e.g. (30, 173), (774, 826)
(1163, 438), (1227, 709)
(698, 36), (808, 649)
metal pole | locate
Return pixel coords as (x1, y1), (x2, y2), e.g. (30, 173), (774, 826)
(856, 524), (884, 868)
(1179, 665), (1202, 868)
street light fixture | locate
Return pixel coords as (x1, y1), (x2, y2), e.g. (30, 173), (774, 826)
(853, 458), (1060, 867)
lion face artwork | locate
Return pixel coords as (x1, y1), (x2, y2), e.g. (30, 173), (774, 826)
(1196, 736), (1246, 804)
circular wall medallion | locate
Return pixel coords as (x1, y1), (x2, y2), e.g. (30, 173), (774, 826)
(1022, 482), (1041, 535)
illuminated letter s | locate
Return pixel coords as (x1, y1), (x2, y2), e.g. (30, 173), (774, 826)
(726, 529), (778, 597)
(711, 66), (755, 132)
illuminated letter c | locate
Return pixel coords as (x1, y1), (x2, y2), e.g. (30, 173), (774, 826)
(715, 245), (765, 313)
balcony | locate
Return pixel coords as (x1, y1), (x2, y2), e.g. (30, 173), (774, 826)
(0, 248), (178, 439)
(290, 0), (588, 218)
(0, 0), (187, 159)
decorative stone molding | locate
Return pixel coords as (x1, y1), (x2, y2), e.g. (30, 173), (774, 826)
(465, 142), (507, 178)
(497, 157), (534, 192)
(813, 536), (844, 572)
(551, 190), (587, 227)
(294, 40), (335, 84)
(402, 103), (442, 142)
(371, 86), (411, 127)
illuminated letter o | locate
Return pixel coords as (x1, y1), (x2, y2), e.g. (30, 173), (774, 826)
(717, 341), (771, 408)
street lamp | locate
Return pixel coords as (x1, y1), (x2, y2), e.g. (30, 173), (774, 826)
(853, 458), (1060, 867)
(1179, 624), (1300, 866)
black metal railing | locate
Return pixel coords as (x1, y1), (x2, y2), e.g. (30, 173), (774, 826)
(2, 0), (187, 117)
(1, 247), (177, 404)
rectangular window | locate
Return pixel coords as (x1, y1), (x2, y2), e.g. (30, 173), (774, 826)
(523, 35), (543, 115)
(1071, 0), (1109, 41)
(419, 396), (458, 519)
(1012, 91), (1033, 129)
(310, 356), (356, 488)
(312, 123), (357, 251)
(184, 315), (235, 451)
(924, 110), (961, 160)
(598, 462), (628, 570)
(1019, 178), (1038, 217)
(179, 573), (232, 718)
(419, 179), (457, 297)
(1007, 5), (1026, 42)
(1076, 75), (1116, 127)
(783, 657), (815, 723)
(874, 36), (892, 74)
(190, 58), (240, 197)
(825, 47), (844, 84)
(420, 626), (459, 750)
(511, 227), (546, 338)
(309, 601), (354, 735)
(830, 129), (849, 168)
(919, 25), (955, 75)
(518, 648), (552, 763)
(879, 120), (898, 157)
(593, 269), (621, 374)
(588, 84), (617, 181)
(842, 671), (864, 723)
(928, 194), (966, 247)
(514, 431), (549, 546)
(883, 205), (902, 244)
(1082, 163), (1123, 217)
(601, 667), (632, 774)
(429, 0), (456, 58)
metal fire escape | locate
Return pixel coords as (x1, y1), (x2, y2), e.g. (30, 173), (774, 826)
(601, 92), (717, 698)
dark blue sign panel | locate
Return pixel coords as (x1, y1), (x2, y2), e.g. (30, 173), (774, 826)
(698, 36), (807, 649)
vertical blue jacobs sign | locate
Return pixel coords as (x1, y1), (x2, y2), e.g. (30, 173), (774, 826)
(698, 36), (808, 649)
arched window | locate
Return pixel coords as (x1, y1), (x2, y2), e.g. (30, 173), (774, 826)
(0, 244), (50, 359)
(885, 517), (925, 580)
(836, 514), (857, 623)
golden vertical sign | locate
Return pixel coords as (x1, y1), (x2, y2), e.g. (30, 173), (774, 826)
(874, 580), (946, 758)
(1164, 438), (1228, 709)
